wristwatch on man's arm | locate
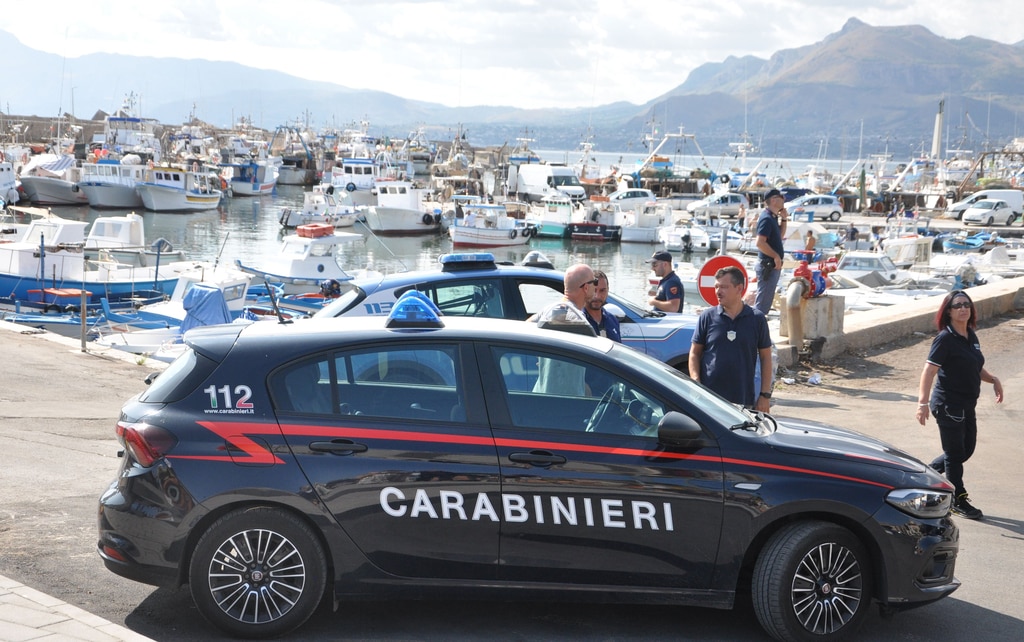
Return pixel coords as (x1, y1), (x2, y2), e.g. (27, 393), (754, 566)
(759, 391), (772, 399)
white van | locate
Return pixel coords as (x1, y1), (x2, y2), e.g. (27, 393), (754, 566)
(508, 164), (586, 204)
(946, 189), (1024, 220)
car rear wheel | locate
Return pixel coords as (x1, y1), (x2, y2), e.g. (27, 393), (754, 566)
(752, 521), (871, 642)
(829, 211), (841, 222)
(190, 507), (327, 638)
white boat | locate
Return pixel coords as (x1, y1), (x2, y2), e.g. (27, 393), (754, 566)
(0, 160), (21, 206)
(524, 194), (575, 238)
(84, 212), (186, 266)
(17, 155), (88, 206)
(824, 271), (947, 312)
(327, 154), (407, 207)
(219, 159), (279, 196)
(77, 158), (148, 209)
(234, 223), (369, 294)
(658, 223), (712, 253)
(136, 165), (223, 212)
(448, 203), (535, 248)
(361, 180), (440, 235)
(270, 125), (318, 186)
(93, 95), (163, 162)
(0, 212), (178, 304)
(615, 202), (668, 244)
(279, 183), (358, 228)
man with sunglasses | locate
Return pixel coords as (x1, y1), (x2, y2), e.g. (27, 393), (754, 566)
(532, 263), (598, 336)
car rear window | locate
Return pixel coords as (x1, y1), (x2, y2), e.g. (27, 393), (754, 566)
(138, 349), (220, 404)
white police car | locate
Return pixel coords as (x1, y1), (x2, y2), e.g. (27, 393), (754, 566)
(315, 252), (698, 370)
(98, 291), (959, 639)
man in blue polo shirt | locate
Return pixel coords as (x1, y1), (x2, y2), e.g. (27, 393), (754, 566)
(754, 188), (788, 315)
(584, 270), (621, 341)
(689, 265), (773, 411)
(648, 250), (684, 313)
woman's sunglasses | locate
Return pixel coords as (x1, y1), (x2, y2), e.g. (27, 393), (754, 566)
(949, 302), (971, 310)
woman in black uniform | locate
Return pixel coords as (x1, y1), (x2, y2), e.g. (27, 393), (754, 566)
(916, 290), (1004, 520)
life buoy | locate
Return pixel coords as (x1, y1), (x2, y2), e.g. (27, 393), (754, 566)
(220, 177), (228, 190)
(346, 182), (356, 192)
(422, 213), (434, 225)
(509, 228), (518, 240)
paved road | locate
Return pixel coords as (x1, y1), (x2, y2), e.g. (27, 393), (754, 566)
(1, 320), (1022, 641)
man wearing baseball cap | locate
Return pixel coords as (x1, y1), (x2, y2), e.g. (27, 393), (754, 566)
(648, 250), (684, 313)
(753, 189), (789, 314)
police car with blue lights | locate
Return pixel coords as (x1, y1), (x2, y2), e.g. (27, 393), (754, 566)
(98, 291), (960, 640)
(315, 252), (698, 369)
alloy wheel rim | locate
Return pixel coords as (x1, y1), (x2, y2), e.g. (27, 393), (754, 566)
(790, 541), (863, 634)
(206, 528), (306, 624)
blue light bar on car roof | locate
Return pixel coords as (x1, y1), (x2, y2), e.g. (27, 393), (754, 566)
(439, 252), (496, 264)
(385, 290), (444, 329)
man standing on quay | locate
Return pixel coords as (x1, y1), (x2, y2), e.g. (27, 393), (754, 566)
(689, 266), (773, 412)
(754, 189), (789, 315)
(648, 251), (684, 313)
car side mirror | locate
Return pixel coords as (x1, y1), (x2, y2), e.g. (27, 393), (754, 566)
(657, 411), (707, 447)
(603, 303), (626, 320)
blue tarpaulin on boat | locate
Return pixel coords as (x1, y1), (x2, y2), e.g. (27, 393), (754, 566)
(37, 154), (76, 177)
(179, 284), (232, 335)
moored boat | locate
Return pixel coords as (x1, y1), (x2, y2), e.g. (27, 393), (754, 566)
(77, 158), (148, 209)
(135, 165), (223, 212)
(18, 155), (88, 205)
(448, 203), (536, 248)
(279, 183), (358, 228)
(361, 180), (440, 235)
(234, 224), (370, 294)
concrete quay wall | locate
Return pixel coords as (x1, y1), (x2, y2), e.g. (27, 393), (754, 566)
(775, 277), (1024, 367)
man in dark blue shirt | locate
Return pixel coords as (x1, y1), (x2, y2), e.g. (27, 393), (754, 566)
(754, 189), (788, 315)
(689, 265), (773, 410)
(584, 270), (621, 341)
(648, 251), (684, 313)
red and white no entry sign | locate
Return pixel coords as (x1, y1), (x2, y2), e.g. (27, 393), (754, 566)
(696, 255), (747, 305)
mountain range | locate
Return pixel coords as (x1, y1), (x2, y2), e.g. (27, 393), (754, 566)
(3, 18), (1023, 159)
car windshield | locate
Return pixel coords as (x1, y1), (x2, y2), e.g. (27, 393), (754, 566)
(976, 201), (997, 210)
(315, 285), (368, 317)
(609, 344), (749, 425)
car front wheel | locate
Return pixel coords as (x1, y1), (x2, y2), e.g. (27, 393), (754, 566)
(752, 521), (871, 641)
(189, 507), (327, 638)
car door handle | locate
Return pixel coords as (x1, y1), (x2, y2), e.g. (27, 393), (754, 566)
(508, 451), (566, 466)
(309, 439), (368, 455)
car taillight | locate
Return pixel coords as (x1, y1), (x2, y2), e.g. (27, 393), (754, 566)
(115, 420), (177, 467)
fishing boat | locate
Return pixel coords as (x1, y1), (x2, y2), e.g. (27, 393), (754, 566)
(135, 165), (223, 212)
(942, 231), (986, 253)
(448, 203), (536, 248)
(234, 224), (370, 294)
(76, 158), (148, 209)
(279, 183), (358, 228)
(658, 222), (712, 253)
(615, 202), (668, 244)
(219, 158), (279, 196)
(0, 213), (178, 305)
(361, 180), (441, 235)
(17, 155), (88, 205)
(524, 194), (575, 238)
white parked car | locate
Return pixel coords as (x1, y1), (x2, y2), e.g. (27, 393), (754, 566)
(604, 188), (656, 211)
(961, 199), (1015, 226)
(685, 192), (749, 219)
(788, 194), (844, 222)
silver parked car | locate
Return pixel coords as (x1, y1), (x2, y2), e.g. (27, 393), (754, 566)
(788, 194), (844, 222)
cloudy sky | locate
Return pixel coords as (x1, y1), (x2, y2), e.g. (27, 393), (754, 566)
(8, 1), (1024, 110)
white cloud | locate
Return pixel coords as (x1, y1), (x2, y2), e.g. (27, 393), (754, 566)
(7, 0), (1024, 109)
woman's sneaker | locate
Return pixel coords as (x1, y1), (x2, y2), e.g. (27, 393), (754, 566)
(952, 494), (983, 520)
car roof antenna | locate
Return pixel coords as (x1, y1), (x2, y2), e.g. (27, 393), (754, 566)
(263, 279), (293, 325)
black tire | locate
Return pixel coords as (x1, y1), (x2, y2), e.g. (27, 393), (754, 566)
(422, 213), (434, 225)
(509, 228), (518, 240)
(189, 507), (327, 638)
(753, 521), (871, 642)
(829, 211), (841, 222)
(986, 216), (994, 226)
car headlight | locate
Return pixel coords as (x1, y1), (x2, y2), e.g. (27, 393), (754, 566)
(885, 488), (952, 519)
